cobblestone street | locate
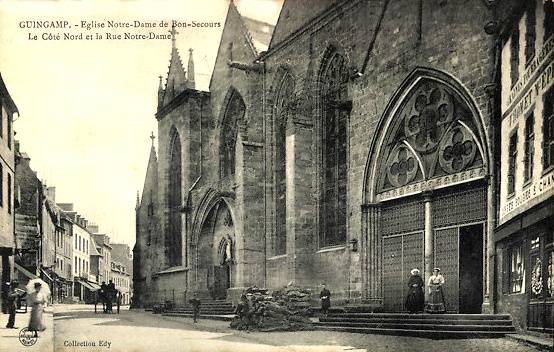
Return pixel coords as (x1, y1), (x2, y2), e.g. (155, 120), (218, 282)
(50, 304), (547, 352)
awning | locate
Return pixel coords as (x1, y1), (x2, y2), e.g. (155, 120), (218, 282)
(14, 262), (39, 280)
(88, 282), (101, 290)
(40, 268), (53, 283)
(76, 279), (98, 291)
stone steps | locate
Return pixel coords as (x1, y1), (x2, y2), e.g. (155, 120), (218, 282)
(162, 312), (234, 321)
(161, 300), (235, 317)
(314, 313), (516, 338)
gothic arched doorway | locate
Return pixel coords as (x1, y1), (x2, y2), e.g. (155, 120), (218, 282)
(363, 69), (490, 313)
(197, 200), (235, 300)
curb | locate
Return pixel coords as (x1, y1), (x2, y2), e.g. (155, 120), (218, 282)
(505, 333), (553, 351)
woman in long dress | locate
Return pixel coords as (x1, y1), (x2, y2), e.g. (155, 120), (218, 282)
(27, 282), (48, 337)
(405, 268), (424, 313)
(426, 268), (446, 313)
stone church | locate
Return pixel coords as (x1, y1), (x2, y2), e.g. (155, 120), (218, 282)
(134, 0), (548, 319)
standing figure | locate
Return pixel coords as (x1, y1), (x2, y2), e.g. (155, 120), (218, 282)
(319, 283), (331, 316)
(106, 280), (115, 313)
(405, 268), (424, 313)
(5, 280), (21, 329)
(99, 281), (107, 313)
(244, 292), (256, 330)
(426, 268), (446, 313)
(188, 293), (201, 323)
(27, 282), (48, 337)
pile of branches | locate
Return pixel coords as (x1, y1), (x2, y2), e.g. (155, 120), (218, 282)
(230, 285), (314, 332)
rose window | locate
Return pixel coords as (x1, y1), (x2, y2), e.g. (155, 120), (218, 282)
(386, 144), (418, 187)
(439, 125), (477, 174)
(405, 86), (453, 153)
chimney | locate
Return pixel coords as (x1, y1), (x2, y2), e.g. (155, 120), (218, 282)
(45, 187), (56, 202)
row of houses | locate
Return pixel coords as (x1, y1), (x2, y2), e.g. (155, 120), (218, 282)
(134, 0), (552, 334)
(0, 74), (133, 309)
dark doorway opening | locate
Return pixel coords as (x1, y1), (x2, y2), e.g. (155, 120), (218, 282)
(213, 265), (230, 300)
(459, 224), (483, 313)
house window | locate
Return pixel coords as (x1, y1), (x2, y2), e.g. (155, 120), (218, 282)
(510, 243), (524, 293)
(546, 248), (554, 298)
(524, 113), (534, 182)
(75, 257), (78, 274)
(525, 1), (536, 65)
(7, 173), (11, 214)
(0, 163), (3, 208)
(545, 1), (554, 42)
(274, 73), (294, 255)
(543, 87), (554, 171)
(75, 235), (78, 249)
(0, 100), (3, 139)
(510, 27), (520, 87)
(508, 132), (518, 195)
(320, 50), (349, 248)
(7, 114), (11, 150)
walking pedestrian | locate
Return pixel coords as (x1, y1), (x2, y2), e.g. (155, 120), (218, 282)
(27, 281), (49, 337)
(426, 268), (446, 313)
(188, 293), (201, 323)
(319, 283), (331, 316)
(5, 280), (22, 329)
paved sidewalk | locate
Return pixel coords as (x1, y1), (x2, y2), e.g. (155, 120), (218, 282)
(0, 306), (54, 352)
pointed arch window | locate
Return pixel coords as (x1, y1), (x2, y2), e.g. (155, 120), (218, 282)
(167, 129), (182, 267)
(221, 90), (245, 179)
(274, 73), (294, 255)
(320, 51), (349, 247)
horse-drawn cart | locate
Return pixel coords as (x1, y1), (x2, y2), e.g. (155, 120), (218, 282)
(94, 287), (121, 314)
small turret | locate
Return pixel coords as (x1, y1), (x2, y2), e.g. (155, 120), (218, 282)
(187, 48), (195, 89)
(157, 76), (164, 111)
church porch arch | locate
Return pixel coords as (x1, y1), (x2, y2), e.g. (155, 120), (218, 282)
(362, 68), (492, 313)
(190, 190), (238, 300)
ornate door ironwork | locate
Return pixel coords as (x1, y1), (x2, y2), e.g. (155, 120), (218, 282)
(434, 227), (460, 312)
(383, 232), (424, 312)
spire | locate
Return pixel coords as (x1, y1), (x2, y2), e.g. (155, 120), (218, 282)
(161, 24), (187, 107)
(187, 48), (195, 89)
(150, 131), (156, 147)
(170, 25), (178, 49)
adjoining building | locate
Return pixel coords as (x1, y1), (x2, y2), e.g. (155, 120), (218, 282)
(0, 73), (18, 312)
(495, 0), (553, 334)
(58, 204), (99, 302)
(13, 143), (42, 287)
(111, 243), (132, 305)
(92, 233), (112, 286)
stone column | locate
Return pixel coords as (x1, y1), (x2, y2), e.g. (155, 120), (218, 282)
(482, 176), (495, 313)
(362, 203), (381, 305)
(423, 191), (433, 302)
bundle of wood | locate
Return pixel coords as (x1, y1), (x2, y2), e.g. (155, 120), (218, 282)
(230, 285), (314, 332)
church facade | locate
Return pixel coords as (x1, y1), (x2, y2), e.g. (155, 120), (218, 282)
(134, 0), (551, 323)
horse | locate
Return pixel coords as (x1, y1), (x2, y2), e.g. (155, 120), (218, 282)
(94, 289), (121, 314)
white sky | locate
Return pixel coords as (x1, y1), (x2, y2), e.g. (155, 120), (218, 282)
(0, 0), (283, 246)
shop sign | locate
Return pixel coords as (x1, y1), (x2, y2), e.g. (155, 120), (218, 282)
(500, 169), (554, 221)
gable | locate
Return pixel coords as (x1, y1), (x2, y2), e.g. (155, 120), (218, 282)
(270, 0), (340, 48)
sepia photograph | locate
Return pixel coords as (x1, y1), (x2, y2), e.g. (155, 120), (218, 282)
(0, 0), (552, 351)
